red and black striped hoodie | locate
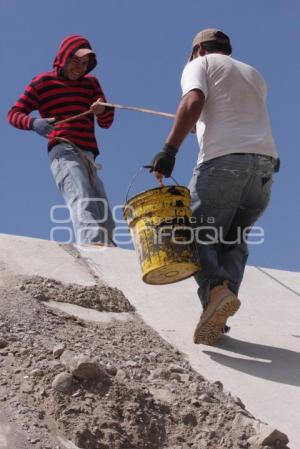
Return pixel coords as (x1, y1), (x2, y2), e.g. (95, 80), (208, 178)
(7, 35), (114, 157)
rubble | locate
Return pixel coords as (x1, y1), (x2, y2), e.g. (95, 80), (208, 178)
(0, 274), (290, 449)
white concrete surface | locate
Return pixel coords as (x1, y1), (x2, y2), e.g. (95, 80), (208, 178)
(0, 234), (299, 448)
(0, 234), (95, 286)
(261, 266), (300, 294)
(45, 301), (133, 323)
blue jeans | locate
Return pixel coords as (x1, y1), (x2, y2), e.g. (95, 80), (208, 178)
(188, 153), (274, 309)
(49, 142), (115, 245)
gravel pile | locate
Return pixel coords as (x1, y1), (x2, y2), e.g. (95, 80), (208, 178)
(0, 275), (289, 449)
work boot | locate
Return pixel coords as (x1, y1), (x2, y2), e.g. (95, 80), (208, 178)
(193, 282), (241, 345)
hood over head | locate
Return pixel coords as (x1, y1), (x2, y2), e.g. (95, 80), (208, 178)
(53, 34), (97, 77)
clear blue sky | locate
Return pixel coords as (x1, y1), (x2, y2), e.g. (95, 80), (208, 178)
(1, 0), (299, 271)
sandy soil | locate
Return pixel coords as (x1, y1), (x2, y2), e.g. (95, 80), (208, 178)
(0, 274), (289, 449)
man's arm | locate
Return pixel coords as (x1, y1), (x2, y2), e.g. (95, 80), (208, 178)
(166, 88), (205, 149)
(7, 79), (57, 138)
(90, 77), (115, 129)
(150, 88), (205, 182)
(7, 82), (39, 130)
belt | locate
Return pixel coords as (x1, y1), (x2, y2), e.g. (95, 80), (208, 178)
(233, 153), (280, 172)
(52, 137), (102, 171)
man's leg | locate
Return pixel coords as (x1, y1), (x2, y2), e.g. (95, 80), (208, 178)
(91, 170), (115, 246)
(220, 154), (274, 296)
(49, 143), (109, 244)
(188, 154), (274, 344)
(218, 240), (249, 297)
(188, 156), (248, 310)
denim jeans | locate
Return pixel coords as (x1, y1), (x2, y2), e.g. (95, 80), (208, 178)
(188, 153), (274, 309)
(49, 142), (115, 245)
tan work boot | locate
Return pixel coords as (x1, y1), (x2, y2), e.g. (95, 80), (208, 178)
(193, 282), (241, 345)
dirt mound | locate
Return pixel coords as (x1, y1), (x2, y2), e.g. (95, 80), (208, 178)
(0, 275), (289, 449)
(20, 276), (134, 312)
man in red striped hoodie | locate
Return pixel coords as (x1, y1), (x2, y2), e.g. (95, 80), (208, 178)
(7, 34), (115, 246)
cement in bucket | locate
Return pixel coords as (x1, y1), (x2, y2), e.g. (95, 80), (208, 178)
(124, 185), (201, 285)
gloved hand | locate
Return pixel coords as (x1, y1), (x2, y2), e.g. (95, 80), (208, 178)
(149, 143), (178, 177)
(32, 118), (56, 137)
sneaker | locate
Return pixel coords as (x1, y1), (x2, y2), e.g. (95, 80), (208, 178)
(193, 282), (240, 345)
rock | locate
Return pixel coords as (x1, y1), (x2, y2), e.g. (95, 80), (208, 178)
(213, 380), (223, 391)
(52, 372), (73, 394)
(149, 386), (174, 404)
(38, 410), (45, 419)
(170, 373), (182, 382)
(30, 369), (44, 378)
(60, 350), (75, 368)
(132, 372), (143, 381)
(72, 357), (102, 380)
(19, 348), (30, 356)
(165, 383), (176, 393)
(190, 382), (202, 395)
(39, 388), (47, 397)
(115, 369), (128, 381)
(231, 413), (255, 431)
(0, 338), (8, 349)
(233, 395), (246, 409)
(148, 351), (157, 361)
(60, 350), (104, 380)
(124, 360), (138, 368)
(23, 359), (32, 368)
(198, 393), (213, 403)
(182, 412), (197, 427)
(148, 368), (170, 380)
(168, 363), (186, 373)
(247, 425), (289, 447)
(72, 390), (82, 398)
(105, 364), (117, 376)
(180, 374), (191, 383)
(53, 343), (65, 359)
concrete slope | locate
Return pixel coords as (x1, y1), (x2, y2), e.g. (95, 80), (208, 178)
(0, 233), (299, 448)
(0, 234), (95, 286)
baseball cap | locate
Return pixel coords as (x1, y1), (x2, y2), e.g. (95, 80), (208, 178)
(189, 28), (231, 61)
(75, 48), (95, 58)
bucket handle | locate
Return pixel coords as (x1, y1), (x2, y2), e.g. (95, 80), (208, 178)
(125, 165), (180, 203)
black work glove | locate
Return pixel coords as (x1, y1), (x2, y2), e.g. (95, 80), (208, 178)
(149, 143), (178, 177)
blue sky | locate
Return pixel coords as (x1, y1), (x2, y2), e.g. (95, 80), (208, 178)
(1, 0), (299, 271)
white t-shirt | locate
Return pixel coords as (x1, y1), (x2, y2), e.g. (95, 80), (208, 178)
(181, 54), (278, 164)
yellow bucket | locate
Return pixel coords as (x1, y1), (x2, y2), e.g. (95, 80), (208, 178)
(124, 185), (201, 285)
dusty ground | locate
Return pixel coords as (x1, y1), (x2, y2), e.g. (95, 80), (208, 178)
(0, 274), (290, 449)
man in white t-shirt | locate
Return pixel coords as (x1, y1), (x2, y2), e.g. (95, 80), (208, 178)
(150, 28), (279, 345)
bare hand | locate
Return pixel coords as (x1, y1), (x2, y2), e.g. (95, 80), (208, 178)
(91, 98), (106, 115)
